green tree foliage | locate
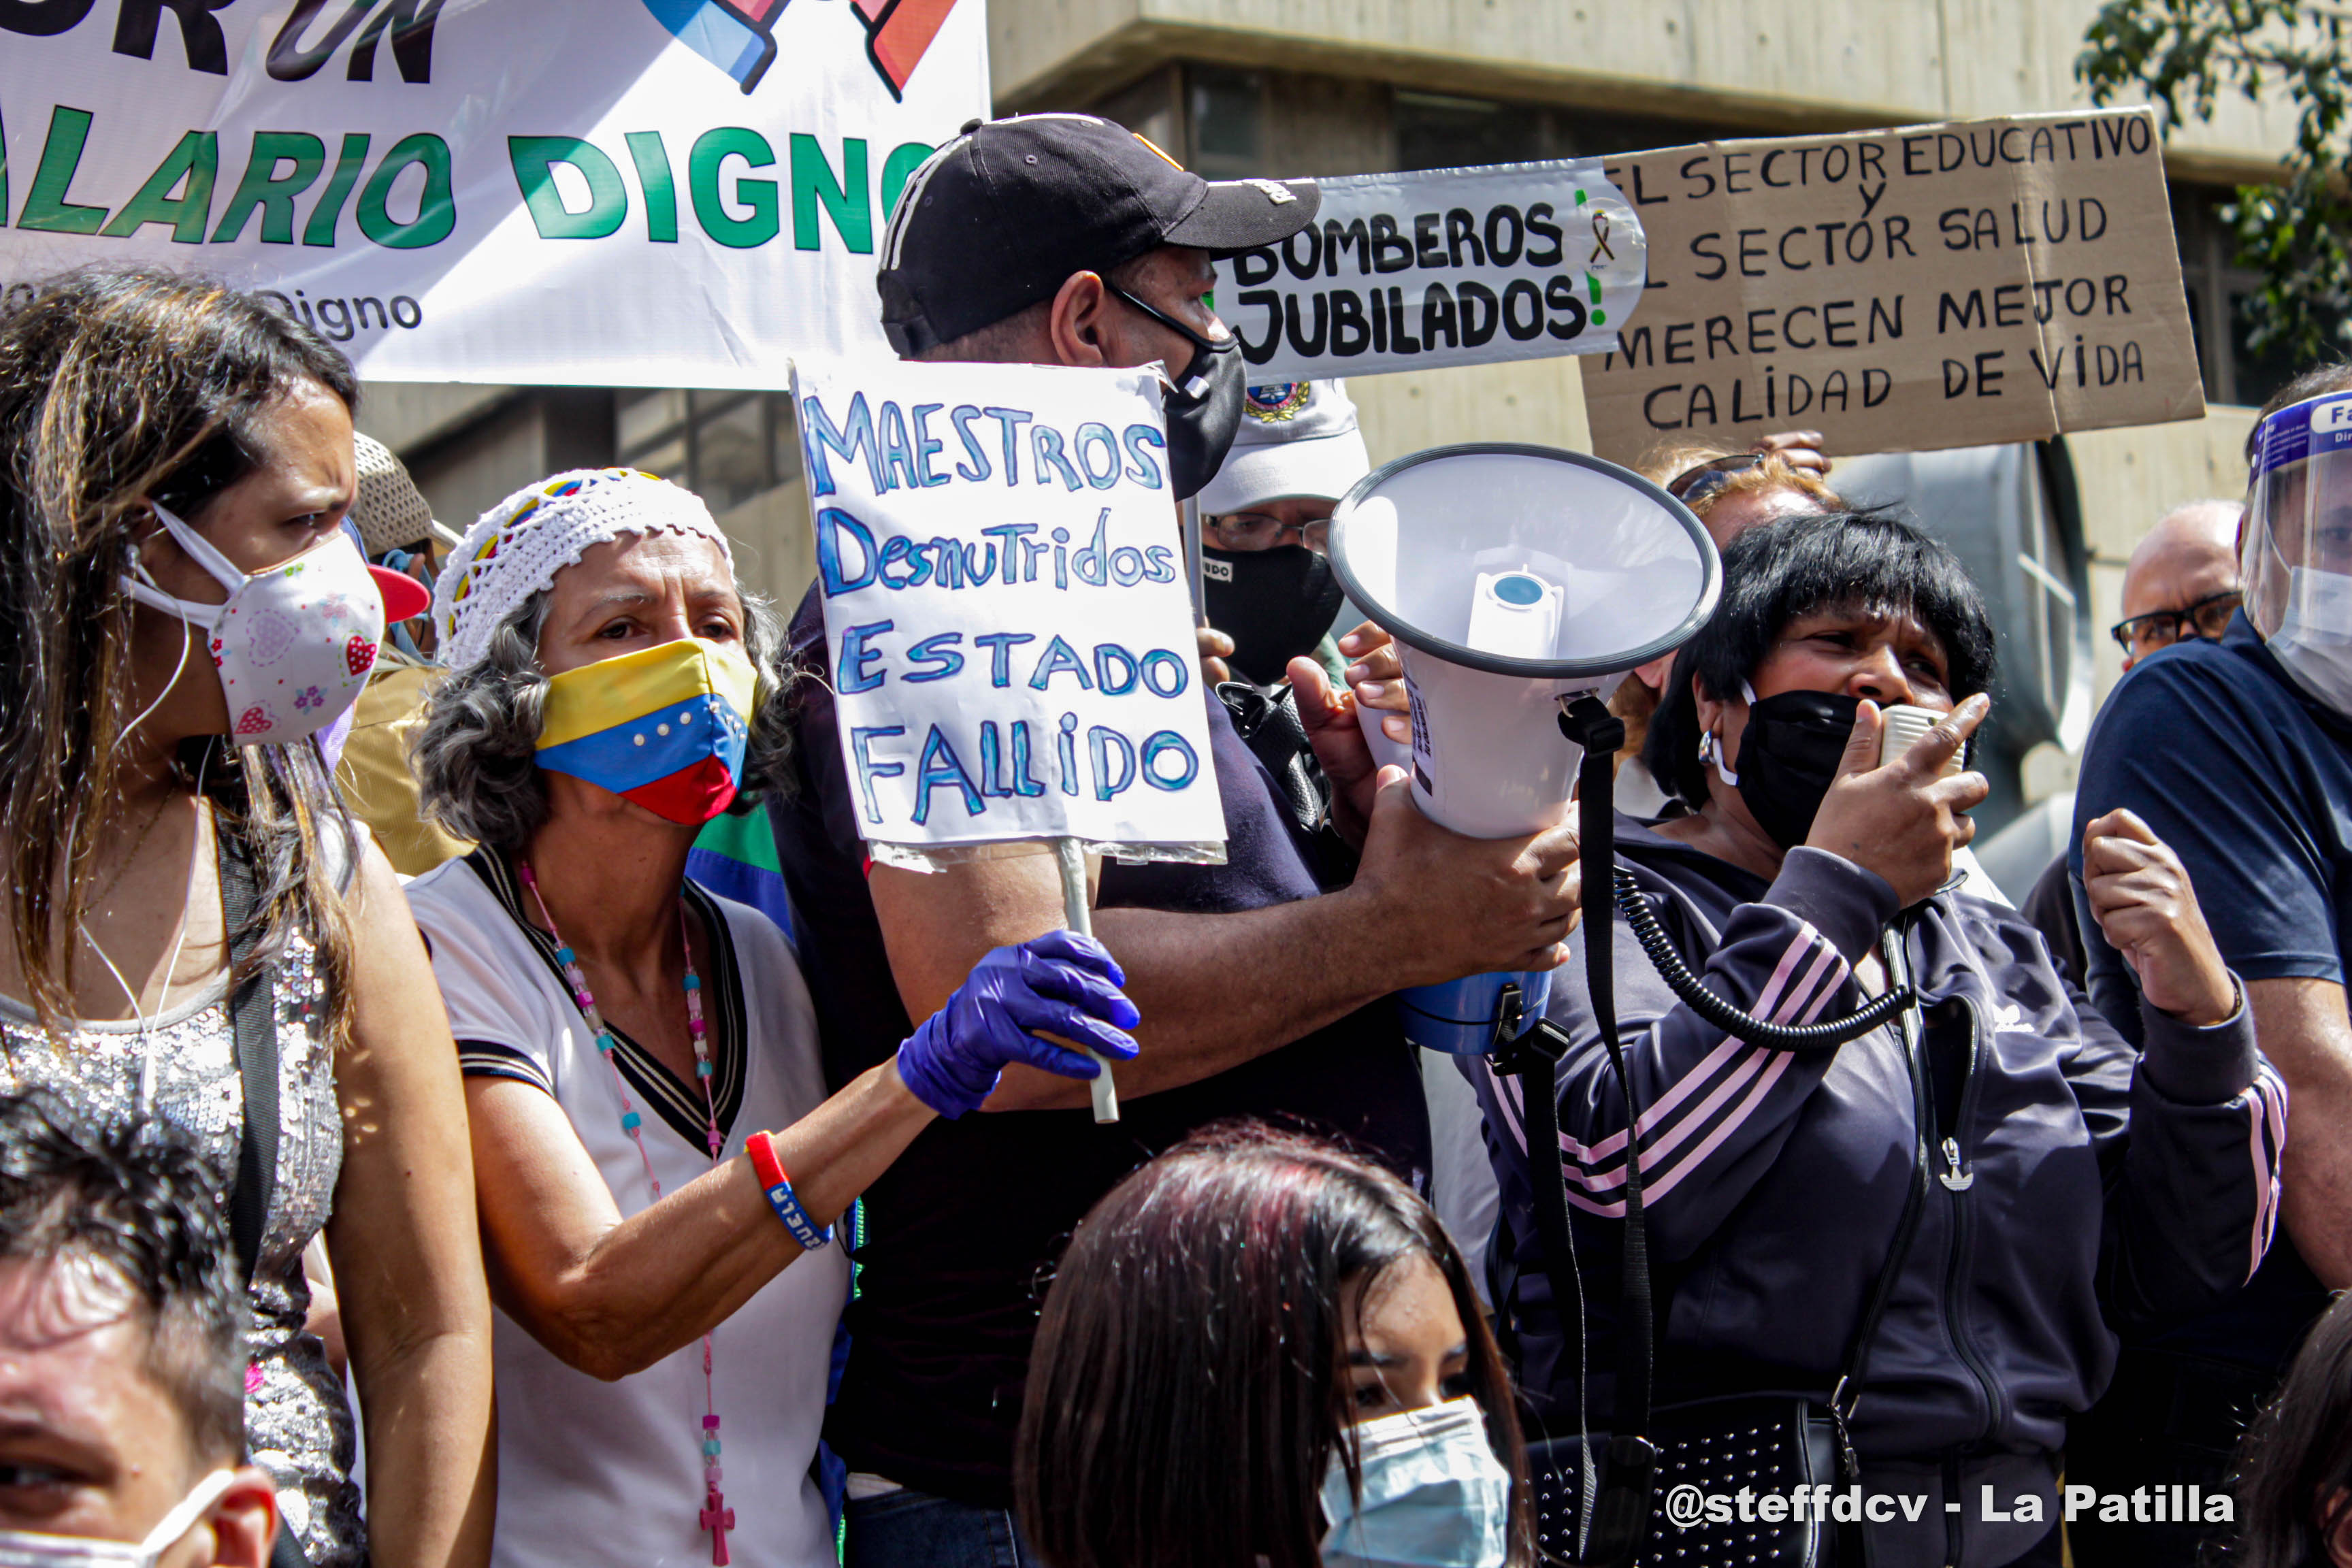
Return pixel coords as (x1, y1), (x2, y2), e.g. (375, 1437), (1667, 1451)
(2080, 1), (2351, 363)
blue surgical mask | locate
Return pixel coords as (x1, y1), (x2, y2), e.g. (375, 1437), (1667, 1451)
(1320, 1397), (1511, 1568)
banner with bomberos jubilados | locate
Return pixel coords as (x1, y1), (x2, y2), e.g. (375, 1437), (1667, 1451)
(0, 0), (987, 385)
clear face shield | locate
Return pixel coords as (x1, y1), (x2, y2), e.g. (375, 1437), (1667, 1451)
(2244, 390), (2352, 713)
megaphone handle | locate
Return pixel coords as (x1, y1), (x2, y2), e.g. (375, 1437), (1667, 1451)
(1052, 836), (1121, 1124)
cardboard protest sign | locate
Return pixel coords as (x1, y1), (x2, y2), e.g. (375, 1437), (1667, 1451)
(794, 359), (1226, 862)
(1209, 160), (1646, 381)
(1579, 108), (2204, 465)
(0, 0), (986, 386)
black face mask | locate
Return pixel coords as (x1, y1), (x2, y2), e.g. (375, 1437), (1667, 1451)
(1105, 279), (1245, 500)
(1203, 544), (1346, 685)
(1162, 334), (1244, 501)
(1722, 689), (1862, 850)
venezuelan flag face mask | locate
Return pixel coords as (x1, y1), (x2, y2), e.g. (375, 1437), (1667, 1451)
(535, 637), (757, 825)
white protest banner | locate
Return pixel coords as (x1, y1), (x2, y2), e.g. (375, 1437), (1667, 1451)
(794, 357), (1226, 862)
(1209, 159), (1646, 381)
(1579, 108), (2205, 464)
(0, 0), (987, 385)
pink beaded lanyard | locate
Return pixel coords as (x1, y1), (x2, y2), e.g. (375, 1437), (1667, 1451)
(518, 862), (736, 1566)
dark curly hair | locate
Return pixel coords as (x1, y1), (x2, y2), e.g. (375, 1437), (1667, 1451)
(0, 1089), (247, 1463)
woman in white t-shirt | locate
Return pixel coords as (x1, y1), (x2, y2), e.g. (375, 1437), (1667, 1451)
(401, 470), (1140, 1568)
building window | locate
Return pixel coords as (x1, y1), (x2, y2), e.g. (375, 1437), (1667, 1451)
(2016, 462), (2082, 740)
(615, 389), (801, 515)
(1395, 91), (1535, 171)
(2172, 185), (2339, 408)
(1188, 65), (1265, 178)
(1393, 89), (1737, 172)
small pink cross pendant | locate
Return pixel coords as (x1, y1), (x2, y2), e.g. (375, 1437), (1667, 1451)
(700, 1486), (735, 1566)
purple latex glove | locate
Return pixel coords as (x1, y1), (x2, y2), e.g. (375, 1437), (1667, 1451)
(894, 930), (1142, 1119)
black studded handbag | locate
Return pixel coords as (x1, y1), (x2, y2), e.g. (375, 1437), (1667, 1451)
(1526, 1395), (1849, 1567)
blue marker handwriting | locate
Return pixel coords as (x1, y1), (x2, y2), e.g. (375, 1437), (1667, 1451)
(803, 391), (1166, 497)
(849, 713), (1203, 828)
(818, 506), (1179, 598)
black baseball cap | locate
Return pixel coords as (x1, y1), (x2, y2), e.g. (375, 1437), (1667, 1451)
(876, 113), (1320, 357)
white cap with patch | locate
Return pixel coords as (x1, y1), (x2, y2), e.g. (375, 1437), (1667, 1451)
(1196, 378), (1372, 515)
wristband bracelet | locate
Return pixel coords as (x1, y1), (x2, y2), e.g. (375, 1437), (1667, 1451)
(747, 1131), (832, 1250)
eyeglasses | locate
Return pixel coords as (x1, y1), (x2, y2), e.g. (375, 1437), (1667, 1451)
(2109, 589), (2243, 656)
(1205, 513), (1330, 552)
(1102, 280), (1226, 382)
(1666, 454), (1762, 508)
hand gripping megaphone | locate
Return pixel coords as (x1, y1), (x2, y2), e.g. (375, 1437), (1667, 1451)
(1327, 442), (1721, 1054)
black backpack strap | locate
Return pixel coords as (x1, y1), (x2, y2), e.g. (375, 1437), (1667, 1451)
(215, 823), (279, 1289)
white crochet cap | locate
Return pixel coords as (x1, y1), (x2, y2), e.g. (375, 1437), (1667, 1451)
(434, 468), (734, 672)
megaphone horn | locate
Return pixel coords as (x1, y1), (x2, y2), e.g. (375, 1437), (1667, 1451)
(1328, 442), (1721, 1054)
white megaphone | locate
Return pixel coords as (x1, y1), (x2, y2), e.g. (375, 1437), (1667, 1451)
(1328, 443), (1720, 1054)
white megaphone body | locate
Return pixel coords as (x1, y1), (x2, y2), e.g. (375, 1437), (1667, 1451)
(1328, 443), (1720, 1054)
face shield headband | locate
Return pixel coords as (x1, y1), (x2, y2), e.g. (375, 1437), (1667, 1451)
(2245, 390), (2352, 713)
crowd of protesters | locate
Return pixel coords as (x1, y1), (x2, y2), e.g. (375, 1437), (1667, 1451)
(2, 108), (2351, 1568)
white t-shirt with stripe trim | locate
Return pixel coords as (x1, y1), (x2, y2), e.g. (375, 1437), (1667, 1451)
(407, 849), (849, 1568)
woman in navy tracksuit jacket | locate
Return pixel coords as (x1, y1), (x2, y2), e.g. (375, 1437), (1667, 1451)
(1472, 511), (2283, 1568)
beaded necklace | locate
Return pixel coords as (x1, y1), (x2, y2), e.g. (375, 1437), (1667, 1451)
(517, 861), (736, 1566)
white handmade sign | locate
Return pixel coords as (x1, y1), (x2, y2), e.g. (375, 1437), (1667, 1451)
(1210, 158), (1647, 381)
(0, 0), (987, 385)
(795, 358), (1226, 860)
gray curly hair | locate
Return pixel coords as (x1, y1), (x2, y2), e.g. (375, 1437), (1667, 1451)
(411, 588), (795, 854)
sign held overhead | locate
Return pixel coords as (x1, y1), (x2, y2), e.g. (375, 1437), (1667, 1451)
(794, 357), (1226, 866)
(1578, 108), (2204, 465)
(1211, 159), (1646, 382)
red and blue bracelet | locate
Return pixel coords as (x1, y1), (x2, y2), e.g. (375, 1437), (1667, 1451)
(747, 1131), (832, 1250)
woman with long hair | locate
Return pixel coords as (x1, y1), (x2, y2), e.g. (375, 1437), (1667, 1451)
(1015, 1122), (1534, 1568)
(0, 267), (494, 1568)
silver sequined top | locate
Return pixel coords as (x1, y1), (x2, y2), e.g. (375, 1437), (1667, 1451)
(0, 930), (363, 1568)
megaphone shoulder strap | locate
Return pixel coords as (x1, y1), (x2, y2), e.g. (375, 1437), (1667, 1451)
(1558, 697), (1658, 1563)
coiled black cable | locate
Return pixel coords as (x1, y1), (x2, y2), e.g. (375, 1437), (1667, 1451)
(1612, 865), (1912, 1049)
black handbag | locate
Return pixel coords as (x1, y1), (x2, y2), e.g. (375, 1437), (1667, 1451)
(1527, 1395), (1843, 1567)
(1497, 705), (1931, 1568)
